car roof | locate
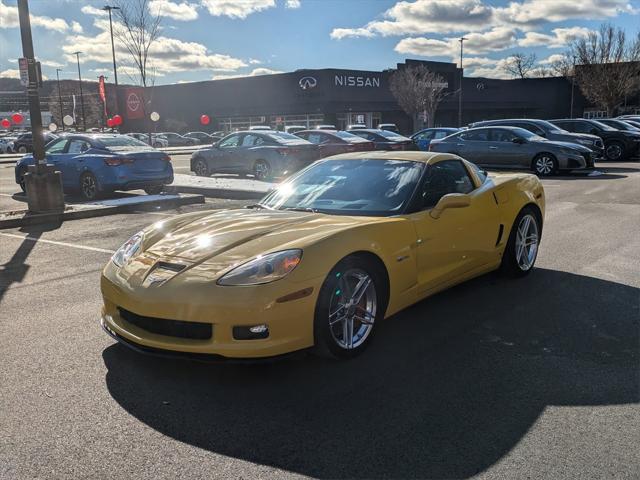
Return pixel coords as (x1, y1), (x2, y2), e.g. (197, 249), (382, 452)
(321, 151), (459, 164)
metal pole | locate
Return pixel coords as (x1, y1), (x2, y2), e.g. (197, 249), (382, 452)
(104, 6), (120, 87)
(570, 75), (575, 118)
(56, 68), (64, 131)
(17, 0), (45, 171)
(458, 37), (467, 128)
(74, 51), (86, 131)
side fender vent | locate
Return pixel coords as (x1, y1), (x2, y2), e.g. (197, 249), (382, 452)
(495, 224), (504, 246)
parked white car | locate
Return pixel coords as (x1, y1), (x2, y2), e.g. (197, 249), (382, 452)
(126, 132), (169, 148)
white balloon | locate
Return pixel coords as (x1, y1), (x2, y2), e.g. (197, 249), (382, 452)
(48, 123), (58, 132)
(63, 115), (74, 126)
(150, 111), (160, 122)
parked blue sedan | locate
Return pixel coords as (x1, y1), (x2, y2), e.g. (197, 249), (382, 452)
(15, 134), (174, 200)
(411, 128), (460, 151)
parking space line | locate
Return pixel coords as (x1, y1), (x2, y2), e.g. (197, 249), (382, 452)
(0, 232), (115, 254)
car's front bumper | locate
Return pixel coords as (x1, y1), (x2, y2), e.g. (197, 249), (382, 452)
(558, 152), (591, 170)
(100, 269), (323, 359)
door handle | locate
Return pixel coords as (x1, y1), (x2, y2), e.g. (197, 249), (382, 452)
(456, 143), (464, 147)
(489, 146), (498, 150)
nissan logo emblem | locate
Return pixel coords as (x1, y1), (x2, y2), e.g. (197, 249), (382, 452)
(299, 76), (317, 90)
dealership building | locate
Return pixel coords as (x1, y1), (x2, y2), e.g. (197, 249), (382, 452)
(125, 59), (640, 135)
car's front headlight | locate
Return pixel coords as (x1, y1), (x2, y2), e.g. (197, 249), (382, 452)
(560, 147), (580, 155)
(576, 139), (593, 146)
(217, 249), (302, 286)
(112, 231), (144, 267)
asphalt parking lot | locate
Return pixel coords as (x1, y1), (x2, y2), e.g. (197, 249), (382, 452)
(1, 161), (639, 479)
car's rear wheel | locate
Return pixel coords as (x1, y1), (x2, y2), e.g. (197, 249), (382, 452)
(501, 207), (541, 277)
(152, 142), (162, 148)
(532, 153), (557, 176)
(17, 168), (26, 193)
(314, 256), (385, 359)
(144, 185), (163, 195)
(79, 171), (100, 201)
(253, 160), (272, 181)
(605, 141), (625, 161)
(17, 145), (27, 154)
(193, 158), (209, 177)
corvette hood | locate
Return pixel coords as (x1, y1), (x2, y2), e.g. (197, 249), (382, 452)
(144, 208), (372, 268)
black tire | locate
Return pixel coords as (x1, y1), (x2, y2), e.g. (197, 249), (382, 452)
(17, 169), (26, 193)
(152, 142), (162, 148)
(531, 153), (558, 176)
(313, 255), (387, 359)
(17, 145), (27, 154)
(500, 206), (541, 277)
(79, 171), (100, 201)
(253, 160), (272, 181)
(144, 185), (163, 195)
(604, 141), (625, 161)
(193, 157), (210, 177)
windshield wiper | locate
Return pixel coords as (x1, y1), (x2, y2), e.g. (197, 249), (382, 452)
(245, 203), (274, 210)
(283, 207), (318, 213)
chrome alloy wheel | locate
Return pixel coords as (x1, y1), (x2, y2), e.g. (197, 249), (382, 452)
(327, 268), (377, 350)
(605, 144), (623, 161)
(254, 161), (270, 181)
(194, 159), (208, 176)
(515, 214), (539, 271)
(534, 155), (555, 175)
(81, 174), (97, 199)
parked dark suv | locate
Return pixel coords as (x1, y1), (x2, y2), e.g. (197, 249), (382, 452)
(470, 119), (604, 159)
(550, 119), (640, 161)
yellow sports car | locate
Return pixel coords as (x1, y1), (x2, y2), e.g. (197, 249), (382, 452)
(101, 152), (545, 360)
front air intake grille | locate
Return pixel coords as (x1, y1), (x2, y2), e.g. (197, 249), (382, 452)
(118, 308), (212, 340)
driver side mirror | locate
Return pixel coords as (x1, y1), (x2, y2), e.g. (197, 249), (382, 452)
(430, 193), (471, 219)
(512, 137), (526, 144)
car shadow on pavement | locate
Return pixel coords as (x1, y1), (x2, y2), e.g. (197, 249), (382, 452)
(103, 268), (639, 479)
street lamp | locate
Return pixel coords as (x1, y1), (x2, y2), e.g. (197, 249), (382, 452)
(55, 68), (64, 131)
(73, 51), (86, 131)
(102, 5), (120, 87)
(458, 37), (467, 128)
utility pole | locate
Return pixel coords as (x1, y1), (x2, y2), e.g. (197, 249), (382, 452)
(102, 5), (120, 87)
(17, 0), (64, 212)
(458, 37), (467, 128)
(73, 51), (86, 131)
(56, 68), (64, 131)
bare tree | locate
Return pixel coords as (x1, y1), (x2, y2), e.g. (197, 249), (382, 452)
(531, 66), (552, 78)
(390, 65), (448, 128)
(550, 52), (576, 78)
(502, 53), (537, 79)
(113, 0), (161, 88)
(569, 23), (640, 116)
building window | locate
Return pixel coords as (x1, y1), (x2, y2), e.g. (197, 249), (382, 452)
(583, 110), (606, 119)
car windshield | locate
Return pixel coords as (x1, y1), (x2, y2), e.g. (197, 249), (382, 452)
(375, 130), (410, 141)
(512, 128), (545, 141)
(267, 132), (310, 145)
(333, 131), (370, 143)
(97, 135), (149, 147)
(260, 159), (424, 216)
(589, 120), (617, 131)
(534, 119), (568, 133)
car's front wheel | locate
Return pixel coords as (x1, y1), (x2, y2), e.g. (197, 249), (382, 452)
(17, 145), (27, 154)
(605, 141), (625, 161)
(501, 207), (541, 277)
(193, 158), (209, 177)
(532, 153), (557, 176)
(314, 255), (386, 359)
(253, 160), (271, 181)
(144, 185), (163, 195)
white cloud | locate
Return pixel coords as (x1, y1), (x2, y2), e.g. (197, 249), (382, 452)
(518, 26), (591, 48)
(71, 21), (83, 33)
(248, 58), (262, 64)
(201, 0), (275, 19)
(497, 0), (636, 26)
(539, 53), (567, 64)
(80, 5), (108, 16)
(285, 0), (301, 8)
(40, 60), (66, 68)
(61, 17), (247, 80)
(466, 58), (512, 79)
(149, 0), (199, 21)
(0, 69), (20, 79)
(212, 67), (283, 80)
(0, 0), (72, 32)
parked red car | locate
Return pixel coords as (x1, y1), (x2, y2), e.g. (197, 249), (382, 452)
(295, 129), (375, 157)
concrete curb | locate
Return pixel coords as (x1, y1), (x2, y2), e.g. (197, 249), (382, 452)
(164, 184), (265, 200)
(0, 193), (204, 229)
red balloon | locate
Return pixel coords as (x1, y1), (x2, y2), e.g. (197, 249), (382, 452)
(112, 114), (123, 126)
(106, 118), (114, 128)
(200, 114), (210, 126)
(1, 118), (10, 129)
(11, 112), (24, 124)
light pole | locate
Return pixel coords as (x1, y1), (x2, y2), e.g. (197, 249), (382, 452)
(56, 68), (64, 131)
(17, 0), (64, 213)
(458, 37), (467, 127)
(102, 5), (120, 87)
(73, 51), (86, 131)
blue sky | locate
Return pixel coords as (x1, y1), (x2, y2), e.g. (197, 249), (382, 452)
(1, 0), (639, 85)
